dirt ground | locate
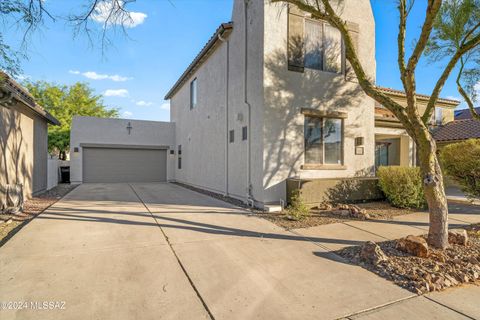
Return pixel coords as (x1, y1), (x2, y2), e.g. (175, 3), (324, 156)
(0, 184), (76, 247)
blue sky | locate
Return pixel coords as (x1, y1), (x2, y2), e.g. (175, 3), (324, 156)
(7, 0), (466, 122)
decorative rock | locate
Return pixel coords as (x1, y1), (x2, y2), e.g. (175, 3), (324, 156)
(397, 235), (429, 258)
(323, 203), (333, 211)
(360, 241), (388, 265)
(332, 210), (350, 217)
(449, 229), (468, 246)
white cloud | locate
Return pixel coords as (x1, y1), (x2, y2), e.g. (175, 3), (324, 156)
(445, 95), (461, 101)
(70, 70), (131, 82)
(104, 89), (129, 97)
(160, 102), (170, 110)
(91, 1), (147, 28)
(136, 100), (153, 107)
(122, 111), (133, 118)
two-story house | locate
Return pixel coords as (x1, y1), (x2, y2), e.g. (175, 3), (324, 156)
(164, 0), (458, 209)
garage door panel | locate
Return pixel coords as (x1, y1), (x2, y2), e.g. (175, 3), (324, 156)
(83, 148), (166, 183)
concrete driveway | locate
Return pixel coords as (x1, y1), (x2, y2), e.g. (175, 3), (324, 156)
(0, 183), (476, 319)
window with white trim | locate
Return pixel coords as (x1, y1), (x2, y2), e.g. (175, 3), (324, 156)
(304, 116), (343, 165)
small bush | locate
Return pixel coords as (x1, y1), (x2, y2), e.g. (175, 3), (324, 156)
(285, 190), (310, 220)
(377, 166), (426, 209)
(441, 139), (480, 199)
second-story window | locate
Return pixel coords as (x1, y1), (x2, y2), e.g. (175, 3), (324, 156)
(434, 107), (443, 125)
(190, 78), (197, 109)
(288, 6), (345, 74)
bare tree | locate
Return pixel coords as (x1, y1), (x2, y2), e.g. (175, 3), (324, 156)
(272, 0), (480, 249)
(0, 0), (138, 76)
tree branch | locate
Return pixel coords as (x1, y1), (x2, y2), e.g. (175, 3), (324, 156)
(272, 0), (414, 131)
(422, 31), (480, 123)
(398, 0), (407, 80)
(456, 58), (480, 121)
(406, 0), (442, 73)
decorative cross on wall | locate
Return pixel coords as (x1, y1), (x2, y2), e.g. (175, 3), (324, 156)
(126, 122), (132, 135)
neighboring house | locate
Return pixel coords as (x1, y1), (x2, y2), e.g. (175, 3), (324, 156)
(163, 0), (459, 208)
(433, 119), (480, 146)
(454, 107), (480, 120)
(0, 72), (60, 199)
(432, 108), (480, 146)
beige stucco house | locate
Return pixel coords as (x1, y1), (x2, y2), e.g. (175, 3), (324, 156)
(0, 72), (60, 200)
(163, 0), (459, 208)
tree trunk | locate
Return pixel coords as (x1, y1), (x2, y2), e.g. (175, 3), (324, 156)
(416, 136), (449, 249)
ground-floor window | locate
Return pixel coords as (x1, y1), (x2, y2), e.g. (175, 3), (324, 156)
(304, 116), (343, 165)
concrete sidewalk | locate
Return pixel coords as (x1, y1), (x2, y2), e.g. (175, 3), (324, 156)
(446, 185), (480, 205)
(293, 202), (480, 252)
(1, 183), (479, 319)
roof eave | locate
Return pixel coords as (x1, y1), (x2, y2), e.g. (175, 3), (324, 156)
(376, 86), (461, 108)
(1, 72), (60, 126)
(164, 22), (233, 100)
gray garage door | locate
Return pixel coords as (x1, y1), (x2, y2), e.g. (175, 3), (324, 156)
(83, 147), (167, 183)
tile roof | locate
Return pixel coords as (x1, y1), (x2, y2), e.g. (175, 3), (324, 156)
(455, 107), (480, 120)
(376, 86), (460, 106)
(1, 72), (60, 125)
(164, 22), (233, 100)
(433, 119), (480, 142)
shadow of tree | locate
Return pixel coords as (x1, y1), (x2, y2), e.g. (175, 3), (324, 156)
(1, 102), (32, 212)
(324, 169), (382, 205)
(262, 43), (367, 202)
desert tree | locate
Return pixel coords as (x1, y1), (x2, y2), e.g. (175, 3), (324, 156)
(425, 0), (480, 120)
(271, 0), (480, 249)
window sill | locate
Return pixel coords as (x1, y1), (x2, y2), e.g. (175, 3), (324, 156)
(301, 164), (347, 170)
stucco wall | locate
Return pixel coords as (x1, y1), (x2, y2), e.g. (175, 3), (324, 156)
(0, 102), (49, 198)
(170, 0), (264, 202)
(262, 0), (377, 204)
(70, 116), (175, 184)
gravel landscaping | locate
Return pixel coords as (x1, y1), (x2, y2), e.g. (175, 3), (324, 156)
(337, 224), (480, 294)
(261, 201), (420, 230)
(0, 184), (76, 247)
(174, 182), (425, 230)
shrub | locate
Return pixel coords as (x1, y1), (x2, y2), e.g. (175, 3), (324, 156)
(441, 139), (480, 199)
(377, 166), (426, 209)
(285, 190), (310, 220)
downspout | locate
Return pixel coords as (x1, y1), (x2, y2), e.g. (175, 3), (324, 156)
(218, 33), (229, 196)
(244, 0), (254, 206)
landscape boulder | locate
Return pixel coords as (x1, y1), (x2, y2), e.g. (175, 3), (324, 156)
(360, 241), (388, 265)
(397, 235), (429, 258)
(448, 229), (468, 246)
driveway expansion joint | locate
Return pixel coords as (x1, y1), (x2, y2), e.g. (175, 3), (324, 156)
(340, 294), (418, 319)
(424, 295), (477, 320)
(128, 184), (216, 320)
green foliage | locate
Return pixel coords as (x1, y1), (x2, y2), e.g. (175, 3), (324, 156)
(441, 139), (480, 199)
(377, 166), (426, 209)
(426, 0), (480, 101)
(24, 81), (119, 159)
(286, 190), (310, 221)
